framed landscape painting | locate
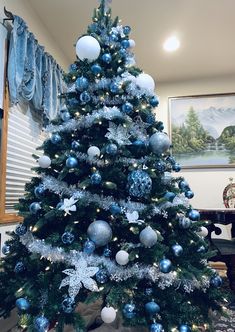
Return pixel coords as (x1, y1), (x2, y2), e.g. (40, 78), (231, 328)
(168, 93), (235, 168)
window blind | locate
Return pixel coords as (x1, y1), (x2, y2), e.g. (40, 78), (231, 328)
(5, 105), (45, 213)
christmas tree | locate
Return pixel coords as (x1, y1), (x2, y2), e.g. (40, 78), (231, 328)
(0, 1), (224, 331)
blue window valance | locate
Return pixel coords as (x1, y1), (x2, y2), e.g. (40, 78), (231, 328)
(7, 15), (66, 120)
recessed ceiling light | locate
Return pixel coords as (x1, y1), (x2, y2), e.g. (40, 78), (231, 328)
(163, 36), (180, 52)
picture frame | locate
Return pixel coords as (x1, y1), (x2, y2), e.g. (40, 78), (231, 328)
(168, 93), (235, 168)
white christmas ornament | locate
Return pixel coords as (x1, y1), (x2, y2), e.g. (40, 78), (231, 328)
(38, 155), (51, 168)
(129, 39), (136, 48)
(139, 226), (158, 248)
(101, 306), (117, 324)
(136, 73), (155, 93)
(59, 197), (78, 215)
(126, 211), (144, 225)
(76, 36), (101, 62)
(87, 146), (101, 158)
(115, 250), (129, 265)
(198, 226), (208, 237)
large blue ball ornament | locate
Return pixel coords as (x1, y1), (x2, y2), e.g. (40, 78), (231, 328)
(83, 240), (96, 255)
(29, 202), (41, 214)
(188, 209), (200, 221)
(109, 203), (121, 215)
(2, 244), (11, 255)
(150, 323), (163, 332)
(210, 275), (223, 288)
(123, 303), (136, 319)
(102, 53), (112, 63)
(127, 170), (152, 198)
(96, 269), (109, 284)
(123, 26), (131, 35)
(110, 82), (120, 93)
(172, 163), (181, 172)
(185, 190), (194, 199)
(179, 180), (189, 190)
(172, 244), (183, 257)
(106, 144), (118, 155)
(34, 185), (45, 198)
(91, 63), (102, 75)
(179, 324), (191, 332)
(149, 132), (171, 154)
(121, 39), (130, 49)
(164, 191), (176, 202)
(122, 102), (134, 114)
(14, 262), (25, 273)
(91, 172), (102, 185)
(66, 156), (78, 168)
(34, 316), (50, 332)
(16, 298), (30, 311)
(62, 296), (75, 313)
(150, 96), (159, 107)
(61, 231), (75, 245)
(71, 140), (80, 150)
(50, 133), (61, 144)
(60, 111), (71, 122)
(15, 224), (27, 236)
(145, 301), (160, 315)
(87, 220), (112, 247)
(75, 76), (89, 91)
(159, 259), (172, 273)
(80, 91), (91, 103)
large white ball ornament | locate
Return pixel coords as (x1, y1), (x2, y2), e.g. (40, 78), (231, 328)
(149, 132), (171, 154)
(76, 36), (101, 62)
(129, 39), (136, 48)
(136, 73), (155, 93)
(38, 155), (51, 168)
(101, 306), (117, 324)
(87, 146), (101, 158)
(139, 226), (158, 248)
(115, 250), (129, 266)
(198, 226), (208, 237)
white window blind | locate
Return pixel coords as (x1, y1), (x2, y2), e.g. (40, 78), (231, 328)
(5, 105), (45, 213)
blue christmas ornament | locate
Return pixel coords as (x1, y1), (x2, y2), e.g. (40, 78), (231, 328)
(91, 63), (102, 75)
(110, 33), (119, 42)
(67, 97), (79, 108)
(145, 301), (160, 315)
(150, 323), (163, 332)
(179, 180), (189, 190)
(132, 140), (146, 150)
(80, 91), (91, 103)
(179, 324), (191, 332)
(34, 185), (45, 198)
(121, 39), (130, 49)
(87, 220), (112, 247)
(34, 316), (50, 332)
(164, 191), (176, 202)
(123, 26), (131, 35)
(71, 140), (80, 150)
(172, 163), (181, 172)
(119, 48), (127, 57)
(2, 244), (10, 255)
(109, 203), (121, 215)
(66, 156), (78, 168)
(145, 287), (153, 296)
(16, 298), (30, 311)
(29, 202), (41, 214)
(102, 53), (112, 63)
(121, 102), (133, 114)
(103, 247), (112, 257)
(14, 262), (25, 273)
(188, 209), (200, 221)
(96, 269), (109, 284)
(110, 82), (120, 93)
(185, 190), (194, 199)
(62, 296), (75, 313)
(91, 172), (102, 185)
(15, 224), (27, 236)
(155, 161), (166, 172)
(172, 244), (183, 257)
(75, 76), (89, 91)
(159, 259), (172, 273)
(210, 275), (223, 288)
(127, 170), (152, 198)
(179, 216), (192, 229)
(61, 231), (75, 245)
(60, 111), (71, 122)
(123, 303), (136, 319)
(149, 96), (159, 107)
(106, 143), (118, 155)
(50, 133), (62, 144)
(83, 240), (96, 255)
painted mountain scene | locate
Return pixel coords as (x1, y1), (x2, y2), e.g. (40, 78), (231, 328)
(170, 94), (235, 167)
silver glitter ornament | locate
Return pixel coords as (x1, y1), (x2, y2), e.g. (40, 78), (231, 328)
(149, 132), (171, 154)
(139, 226), (158, 248)
(127, 170), (152, 198)
(87, 220), (112, 247)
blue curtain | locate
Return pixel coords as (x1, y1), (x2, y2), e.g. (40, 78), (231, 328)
(7, 15), (66, 120)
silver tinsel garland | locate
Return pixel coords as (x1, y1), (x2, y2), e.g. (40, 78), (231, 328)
(20, 232), (210, 293)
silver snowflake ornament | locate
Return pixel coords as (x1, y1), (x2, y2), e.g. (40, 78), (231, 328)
(105, 122), (132, 145)
(59, 197), (78, 215)
(60, 257), (99, 298)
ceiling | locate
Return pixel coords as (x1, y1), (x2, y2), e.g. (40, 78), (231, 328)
(26, 0), (235, 83)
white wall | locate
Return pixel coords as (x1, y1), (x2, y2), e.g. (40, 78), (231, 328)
(0, 0), (68, 69)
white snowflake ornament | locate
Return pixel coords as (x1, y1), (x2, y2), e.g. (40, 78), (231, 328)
(126, 211), (144, 225)
(59, 197), (78, 215)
